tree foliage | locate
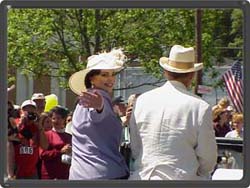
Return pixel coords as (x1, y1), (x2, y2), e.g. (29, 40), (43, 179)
(7, 8), (243, 89)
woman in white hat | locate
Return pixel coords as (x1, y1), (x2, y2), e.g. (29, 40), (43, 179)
(68, 48), (129, 180)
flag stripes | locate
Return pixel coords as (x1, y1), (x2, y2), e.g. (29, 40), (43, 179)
(222, 61), (243, 113)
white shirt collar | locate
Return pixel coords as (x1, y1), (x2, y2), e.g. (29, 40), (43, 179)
(164, 80), (188, 91)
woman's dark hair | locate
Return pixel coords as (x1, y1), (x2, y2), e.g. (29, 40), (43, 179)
(49, 105), (69, 119)
(85, 70), (101, 88)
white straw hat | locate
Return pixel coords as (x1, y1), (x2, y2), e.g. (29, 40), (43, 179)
(69, 48), (126, 95)
(159, 45), (203, 73)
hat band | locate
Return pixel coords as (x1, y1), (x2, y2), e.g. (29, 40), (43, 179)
(168, 60), (194, 69)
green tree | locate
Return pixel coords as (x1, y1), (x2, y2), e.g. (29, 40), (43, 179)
(230, 9), (243, 57)
(8, 9), (54, 81)
(201, 9), (243, 94)
(7, 8), (243, 90)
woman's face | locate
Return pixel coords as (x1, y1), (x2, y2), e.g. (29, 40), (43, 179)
(219, 111), (228, 122)
(43, 117), (52, 131)
(233, 121), (243, 132)
(51, 112), (66, 130)
(90, 69), (116, 93)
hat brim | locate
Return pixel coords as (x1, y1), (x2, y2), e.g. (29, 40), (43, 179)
(69, 69), (91, 95)
(159, 57), (203, 73)
(69, 66), (124, 95)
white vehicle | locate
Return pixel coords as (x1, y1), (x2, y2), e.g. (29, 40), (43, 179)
(212, 137), (243, 180)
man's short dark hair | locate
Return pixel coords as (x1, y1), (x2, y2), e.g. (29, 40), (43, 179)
(165, 70), (194, 80)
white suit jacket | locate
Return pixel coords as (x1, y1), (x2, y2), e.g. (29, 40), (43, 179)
(129, 81), (217, 180)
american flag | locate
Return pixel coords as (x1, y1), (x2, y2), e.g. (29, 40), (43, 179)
(222, 60), (243, 113)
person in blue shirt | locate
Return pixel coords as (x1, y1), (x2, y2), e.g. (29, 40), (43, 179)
(68, 48), (129, 180)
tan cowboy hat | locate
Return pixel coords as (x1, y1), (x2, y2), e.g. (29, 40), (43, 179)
(159, 45), (203, 73)
(69, 48), (126, 95)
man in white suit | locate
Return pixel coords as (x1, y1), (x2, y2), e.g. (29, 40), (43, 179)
(129, 45), (218, 180)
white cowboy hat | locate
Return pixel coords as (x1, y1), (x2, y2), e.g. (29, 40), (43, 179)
(69, 48), (126, 95)
(159, 45), (203, 73)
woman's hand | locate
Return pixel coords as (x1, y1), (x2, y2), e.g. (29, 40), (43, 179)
(78, 90), (104, 111)
(60, 144), (72, 154)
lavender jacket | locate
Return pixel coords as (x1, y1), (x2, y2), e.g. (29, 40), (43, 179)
(69, 89), (128, 180)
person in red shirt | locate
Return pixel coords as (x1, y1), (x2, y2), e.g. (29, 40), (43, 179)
(7, 100), (19, 179)
(40, 106), (72, 179)
(14, 100), (48, 179)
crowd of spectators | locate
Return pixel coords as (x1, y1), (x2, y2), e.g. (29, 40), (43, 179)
(7, 90), (243, 180)
(7, 90), (72, 180)
(212, 97), (243, 139)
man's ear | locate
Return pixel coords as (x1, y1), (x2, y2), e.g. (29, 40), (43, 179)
(163, 70), (169, 79)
